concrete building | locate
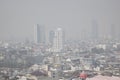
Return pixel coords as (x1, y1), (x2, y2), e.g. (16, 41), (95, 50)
(109, 24), (117, 39)
(34, 24), (45, 44)
(91, 20), (98, 39)
(49, 30), (55, 44)
(53, 28), (64, 52)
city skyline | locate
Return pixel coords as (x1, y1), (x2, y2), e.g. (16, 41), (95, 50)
(0, 0), (120, 41)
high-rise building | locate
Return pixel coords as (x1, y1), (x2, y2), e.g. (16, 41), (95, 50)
(91, 20), (98, 39)
(49, 30), (55, 44)
(109, 24), (116, 39)
(34, 24), (45, 44)
(53, 28), (64, 52)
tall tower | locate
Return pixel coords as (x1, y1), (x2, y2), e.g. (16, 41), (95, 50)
(53, 28), (64, 52)
(91, 20), (98, 39)
(49, 30), (55, 44)
(109, 24), (116, 39)
(34, 24), (45, 44)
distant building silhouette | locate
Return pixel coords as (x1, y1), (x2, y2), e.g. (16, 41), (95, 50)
(109, 24), (116, 39)
(49, 30), (55, 44)
(91, 20), (98, 39)
(34, 24), (45, 44)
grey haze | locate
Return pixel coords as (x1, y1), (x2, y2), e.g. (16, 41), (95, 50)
(0, 0), (120, 41)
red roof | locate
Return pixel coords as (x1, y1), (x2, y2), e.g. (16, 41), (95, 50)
(80, 73), (87, 79)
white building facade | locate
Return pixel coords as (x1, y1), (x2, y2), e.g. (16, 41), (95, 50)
(53, 28), (64, 52)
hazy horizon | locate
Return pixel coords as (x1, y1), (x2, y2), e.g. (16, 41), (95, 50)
(0, 0), (120, 42)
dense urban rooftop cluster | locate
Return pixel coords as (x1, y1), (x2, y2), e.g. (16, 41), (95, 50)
(0, 39), (120, 80)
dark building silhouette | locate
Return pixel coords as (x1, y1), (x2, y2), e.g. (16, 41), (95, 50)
(34, 24), (46, 44)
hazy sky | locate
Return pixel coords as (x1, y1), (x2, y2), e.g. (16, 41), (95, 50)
(0, 0), (120, 41)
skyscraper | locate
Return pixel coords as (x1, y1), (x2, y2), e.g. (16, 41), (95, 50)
(53, 28), (64, 52)
(49, 30), (55, 44)
(91, 20), (98, 39)
(34, 24), (45, 44)
(109, 24), (116, 39)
